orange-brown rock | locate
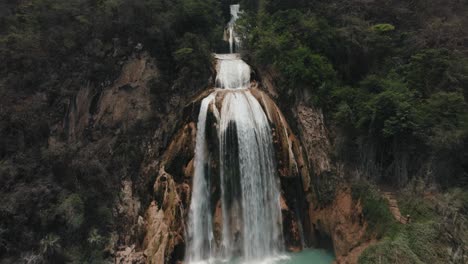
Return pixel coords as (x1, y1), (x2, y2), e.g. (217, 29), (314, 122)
(144, 169), (186, 264)
(250, 89), (309, 184)
(143, 201), (170, 264)
(94, 53), (156, 131)
(140, 79), (371, 263)
(294, 103), (331, 177)
(162, 122), (196, 183)
(213, 200), (223, 245)
(309, 188), (372, 264)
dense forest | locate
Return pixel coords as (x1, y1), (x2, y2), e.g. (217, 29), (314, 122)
(237, 1), (468, 262)
(0, 0), (467, 263)
(237, 0), (468, 187)
(0, 0), (227, 262)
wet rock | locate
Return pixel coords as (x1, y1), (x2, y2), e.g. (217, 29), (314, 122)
(250, 88), (309, 182)
(308, 188), (370, 264)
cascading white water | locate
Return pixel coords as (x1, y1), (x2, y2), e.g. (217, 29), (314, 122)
(186, 3), (284, 264)
(226, 4), (241, 53)
(186, 93), (216, 262)
(215, 54), (251, 89)
(219, 91), (284, 260)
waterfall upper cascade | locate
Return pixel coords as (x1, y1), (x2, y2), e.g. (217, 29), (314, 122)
(215, 54), (251, 89)
(225, 4), (242, 53)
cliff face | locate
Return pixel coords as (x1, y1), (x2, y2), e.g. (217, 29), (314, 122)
(135, 64), (371, 263)
(53, 53), (155, 142)
(52, 53), (161, 262)
(58, 52), (215, 263)
(137, 86), (308, 262)
(0, 50), (369, 263)
(0, 49), (210, 262)
(258, 69), (372, 263)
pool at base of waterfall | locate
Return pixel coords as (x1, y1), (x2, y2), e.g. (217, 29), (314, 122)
(283, 249), (335, 264)
(189, 249), (335, 264)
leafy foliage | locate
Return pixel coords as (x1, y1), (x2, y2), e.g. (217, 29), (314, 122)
(0, 0), (223, 93)
(359, 184), (466, 264)
(0, 0), (226, 261)
(56, 194), (85, 231)
(87, 229), (105, 247)
(370, 23), (395, 33)
(351, 182), (397, 238)
(239, 0), (468, 187)
(39, 234), (61, 260)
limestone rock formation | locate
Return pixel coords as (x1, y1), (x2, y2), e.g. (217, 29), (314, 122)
(139, 83), (318, 262)
(308, 188), (370, 264)
(97, 52), (371, 264)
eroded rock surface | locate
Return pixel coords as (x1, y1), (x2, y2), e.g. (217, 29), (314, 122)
(139, 59), (370, 264)
(308, 188), (370, 263)
(294, 103), (331, 177)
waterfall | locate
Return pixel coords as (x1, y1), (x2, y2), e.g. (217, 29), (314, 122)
(226, 4), (241, 53)
(215, 54), (251, 89)
(186, 90), (284, 264)
(219, 91), (283, 260)
(186, 93), (216, 262)
(186, 4), (284, 263)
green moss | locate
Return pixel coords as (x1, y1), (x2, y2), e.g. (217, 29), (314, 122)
(314, 171), (339, 206)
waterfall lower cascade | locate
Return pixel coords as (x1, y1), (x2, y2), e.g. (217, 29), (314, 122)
(186, 4), (285, 264)
(186, 93), (217, 261)
(219, 91), (284, 260)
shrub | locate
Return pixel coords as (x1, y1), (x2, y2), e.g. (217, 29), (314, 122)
(87, 228), (105, 247)
(56, 194), (84, 231)
(39, 234), (61, 260)
(406, 222), (447, 262)
(370, 23), (395, 33)
(359, 235), (423, 264)
(359, 221), (450, 263)
(351, 182), (397, 238)
(398, 180), (437, 222)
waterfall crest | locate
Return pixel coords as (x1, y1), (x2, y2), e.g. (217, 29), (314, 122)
(225, 4), (241, 53)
